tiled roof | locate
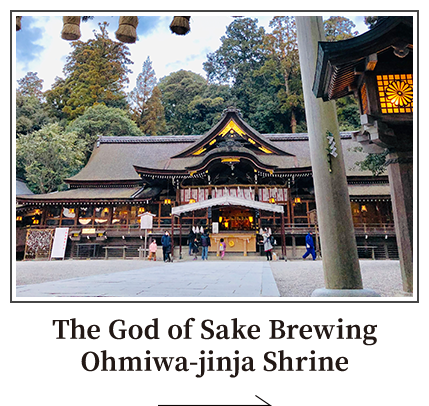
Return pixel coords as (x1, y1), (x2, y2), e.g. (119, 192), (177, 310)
(68, 132), (372, 182)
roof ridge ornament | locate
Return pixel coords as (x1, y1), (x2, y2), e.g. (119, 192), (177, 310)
(221, 106), (242, 118)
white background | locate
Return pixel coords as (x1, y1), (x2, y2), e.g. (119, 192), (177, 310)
(4, 2), (426, 406)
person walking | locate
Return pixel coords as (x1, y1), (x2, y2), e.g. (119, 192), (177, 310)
(188, 229), (196, 256)
(148, 239), (157, 261)
(192, 237), (199, 260)
(161, 231), (172, 262)
(219, 238), (226, 260)
(302, 231), (316, 260)
(262, 228), (273, 261)
(200, 230), (211, 260)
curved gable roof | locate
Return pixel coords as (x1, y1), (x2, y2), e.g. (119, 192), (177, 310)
(171, 107), (294, 158)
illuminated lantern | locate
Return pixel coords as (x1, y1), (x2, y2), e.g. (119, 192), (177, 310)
(294, 197), (302, 204)
(269, 197), (276, 204)
(361, 205), (368, 213)
(313, 17), (413, 153)
(189, 198), (196, 204)
(164, 198), (171, 205)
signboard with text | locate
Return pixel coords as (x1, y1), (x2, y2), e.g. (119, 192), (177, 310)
(50, 228), (69, 259)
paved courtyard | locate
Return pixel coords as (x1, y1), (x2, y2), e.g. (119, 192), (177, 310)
(15, 258), (406, 298)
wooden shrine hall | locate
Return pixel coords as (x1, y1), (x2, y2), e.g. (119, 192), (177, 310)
(16, 107), (397, 260)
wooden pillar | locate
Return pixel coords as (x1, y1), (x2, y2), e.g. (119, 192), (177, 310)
(281, 211), (286, 259)
(291, 235), (296, 258)
(387, 151), (413, 292)
(179, 215), (182, 259)
(296, 16), (365, 293)
(171, 214), (175, 258)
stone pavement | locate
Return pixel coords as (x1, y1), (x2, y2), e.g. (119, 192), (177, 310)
(16, 260), (280, 298)
(15, 258), (405, 298)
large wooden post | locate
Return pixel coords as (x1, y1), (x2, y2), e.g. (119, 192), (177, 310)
(281, 211), (286, 259)
(386, 151), (413, 292)
(296, 16), (377, 296)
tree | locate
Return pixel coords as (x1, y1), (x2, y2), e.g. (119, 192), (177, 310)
(324, 16), (359, 41)
(203, 18), (267, 85)
(140, 86), (166, 135)
(158, 70), (208, 134)
(17, 72), (44, 101)
(16, 124), (85, 194)
(352, 147), (388, 176)
(364, 16), (380, 29)
(254, 17), (305, 133)
(66, 104), (144, 156)
(336, 96), (360, 131)
(204, 18), (274, 130)
(16, 91), (52, 136)
(128, 56), (157, 130)
(45, 22), (133, 120)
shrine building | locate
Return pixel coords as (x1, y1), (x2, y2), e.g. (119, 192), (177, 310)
(16, 107), (397, 260)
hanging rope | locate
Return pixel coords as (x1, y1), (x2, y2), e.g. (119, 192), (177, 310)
(115, 16), (139, 43)
(169, 16), (191, 35)
(61, 16), (81, 40)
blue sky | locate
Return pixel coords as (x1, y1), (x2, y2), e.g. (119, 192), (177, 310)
(15, 14), (369, 93)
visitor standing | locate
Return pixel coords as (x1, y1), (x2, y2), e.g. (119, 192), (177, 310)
(192, 237), (199, 260)
(200, 230), (211, 260)
(188, 229), (196, 256)
(302, 231), (316, 260)
(219, 238), (226, 260)
(148, 239), (157, 261)
(161, 231), (172, 262)
(262, 228), (273, 261)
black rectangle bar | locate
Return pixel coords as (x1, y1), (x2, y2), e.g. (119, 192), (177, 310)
(61, 317), (370, 378)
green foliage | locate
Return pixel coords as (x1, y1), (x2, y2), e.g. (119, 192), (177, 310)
(159, 70), (210, 134)
(336, 96), (360, 131)
(128, 56), (158, 130)
(140, 86), (166, 135)
(16, 124), (86, 194)
(66, 104), (144, 156)
(44, 22), (133, 121)
(16, 92), (52, 136)
(204, 18), (267, 85)
(324, 16), (359, 41)
(17, 72), (44, 101)
(352, 146), (388, 176)
(364, 16), (379, 29)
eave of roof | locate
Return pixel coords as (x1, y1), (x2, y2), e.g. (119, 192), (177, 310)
(16, 186), (160, 205)
(313, 16), (413, 100)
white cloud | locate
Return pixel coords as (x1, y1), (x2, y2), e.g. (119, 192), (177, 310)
(15, 14), (368, 92)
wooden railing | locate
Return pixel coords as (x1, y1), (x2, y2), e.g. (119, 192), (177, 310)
(21, 222), (396, 236)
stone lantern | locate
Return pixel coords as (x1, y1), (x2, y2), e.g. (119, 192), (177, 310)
(313, 16), (414, 293)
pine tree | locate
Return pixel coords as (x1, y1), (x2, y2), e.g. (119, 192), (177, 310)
(128, 56), (157, 130)
(45, 22), (133, 120)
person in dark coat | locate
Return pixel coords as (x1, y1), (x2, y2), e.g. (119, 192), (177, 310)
(200, 230), (211, 260)
(161, 231), (172, 262)
(302, 231), (316, 260)
(192, 238), (199, 260)
(188, 229), (196, 256)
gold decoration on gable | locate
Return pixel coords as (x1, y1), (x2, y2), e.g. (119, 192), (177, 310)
(217, 119), (247, 138)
